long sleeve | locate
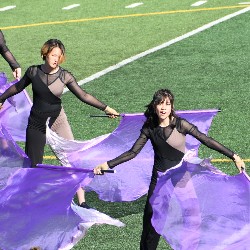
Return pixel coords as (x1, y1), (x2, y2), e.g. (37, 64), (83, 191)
(178, 118), (235, 159)
(0, 71), (31, 103)
(107, 130), (149, 168)
(65, 72), (107, 111)
(0, 30), (20, 70)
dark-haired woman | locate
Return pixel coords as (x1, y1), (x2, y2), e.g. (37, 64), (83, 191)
(0, 30), (21, 79)
(94, 89), (245, 250)
(0, 39), (119, 208)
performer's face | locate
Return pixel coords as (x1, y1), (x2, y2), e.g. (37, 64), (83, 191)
(155, 97), (172, 122)
(45, 47), (63, 69)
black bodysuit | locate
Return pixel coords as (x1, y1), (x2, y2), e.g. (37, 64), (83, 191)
(107, 116), (235, 250)
(0, 30), (20, 71)
(0, 65), (107, 167)
(108, 117), (234, 170)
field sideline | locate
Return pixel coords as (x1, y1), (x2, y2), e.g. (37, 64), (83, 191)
(1, 5), (249, 31)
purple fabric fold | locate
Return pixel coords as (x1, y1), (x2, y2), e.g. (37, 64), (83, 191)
(0, 124), (31, 190)
(47, 110), (219, 201)
(150, 154), (250, 250)
(0, 164), (124, 250)
(0, 124), (124, 250)
(0, 72), (32, 142)
(0, 166), (92, 250)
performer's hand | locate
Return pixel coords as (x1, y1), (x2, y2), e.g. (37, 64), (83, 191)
(0, 102), (3, 110)
(104, 106), (119, 118)
(12, 67), (21, 80)
(94, 162), (109, 175)
(233, 154), (245, 173)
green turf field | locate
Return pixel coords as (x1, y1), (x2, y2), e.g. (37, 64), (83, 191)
(1, 1), (250, 249)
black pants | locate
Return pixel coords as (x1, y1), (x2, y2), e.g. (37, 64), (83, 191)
(25, 126), (46, 168)
(25, 108), (60, 168)
(140, 169), (161, 250)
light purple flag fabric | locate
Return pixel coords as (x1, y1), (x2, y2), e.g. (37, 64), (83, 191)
(150, 152), (250, 250)
(47, 110), (219, 202)
(0, 165), (124, 250)
(0, 124), (31, 190)
(0, 124), (124, 250)
(0, 72), (32, 142)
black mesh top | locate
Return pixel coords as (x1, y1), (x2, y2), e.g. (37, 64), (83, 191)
(108, 117), (235, 172)
(0, 65), (107, 111)
(0, 30), (20, 70)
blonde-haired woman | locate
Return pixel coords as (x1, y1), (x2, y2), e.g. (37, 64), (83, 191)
(0, 39), (119, 208)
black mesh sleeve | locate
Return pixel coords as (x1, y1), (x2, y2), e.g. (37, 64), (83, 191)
(107, 128), (149, 168)
(0, 70), (31, 103)
(0, 30), (20, 70)
(65, 72), (107, 111)
(179, 118), (235, 159)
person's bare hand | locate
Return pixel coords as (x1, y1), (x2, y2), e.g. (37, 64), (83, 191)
(94, 162), (109, 175)
(233, 154), (245, 173)
(12, 67), (21, 80)
(104, 106), (119, 118)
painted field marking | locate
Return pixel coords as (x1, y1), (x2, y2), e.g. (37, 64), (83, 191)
(62, 4), (80, 10)
(125, 3), (144, 8)
(212, 159), (239, 162)
(191, 1), (207, 7)
(1, 5), (248, 30)
(62, 6), (250, 93)
(43, 155), (250, 163)
(0, 5), (16, 12)
(239, 2), (250, 4)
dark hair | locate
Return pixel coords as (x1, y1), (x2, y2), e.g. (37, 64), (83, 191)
(144, 89), (176, 128)
(40, 39), (66, 63)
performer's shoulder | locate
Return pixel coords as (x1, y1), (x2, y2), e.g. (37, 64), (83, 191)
(25, 65), (39, 75)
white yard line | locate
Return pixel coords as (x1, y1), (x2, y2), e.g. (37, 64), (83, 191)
(62, 4), (80, 10)
(238, 2), (250, 4)
(63, 6), (250, 93)
(0, 5), (16, 12)
(191, 1), (207, 7)
(125, 3), (144, 9)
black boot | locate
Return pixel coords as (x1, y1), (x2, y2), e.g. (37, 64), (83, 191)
(80, 202), (91, 209)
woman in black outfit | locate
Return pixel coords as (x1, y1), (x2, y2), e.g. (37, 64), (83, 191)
(94, 89), (245, 250)
(0, 30), (21, 79)
(0, 39), (119, 208)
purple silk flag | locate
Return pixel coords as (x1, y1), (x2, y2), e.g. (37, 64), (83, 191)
(47, 110), (219, 202)
(0, 124), (31, 190)
(150, 153), (250, 250)
(0, 72), (32, 142)
(0, 165), (124, 250)
(0, 123), (124, 250)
